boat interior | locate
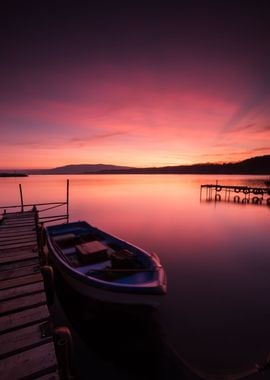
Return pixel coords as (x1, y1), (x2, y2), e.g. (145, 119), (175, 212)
(49, 226), (157, 285)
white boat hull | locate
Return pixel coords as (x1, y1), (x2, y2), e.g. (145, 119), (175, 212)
(51, 254), (165, 308)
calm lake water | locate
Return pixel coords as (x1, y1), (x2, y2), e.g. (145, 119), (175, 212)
(1, 174), (270, 378)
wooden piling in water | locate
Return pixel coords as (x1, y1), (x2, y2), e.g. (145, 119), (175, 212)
(66, 179), (70, 224)
(19, 184), (24, 212)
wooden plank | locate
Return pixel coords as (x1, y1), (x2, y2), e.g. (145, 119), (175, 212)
(0, 264), (40, 281)
(0, 231), (36, 236)
(4, 216), (35, 221)
(0, 234), (36, 242)
(0, 240), (36, 248)
(0, 239), (36, 246)
(0, 229), (36, 235)
(0, 292), (46, 316)
(0, 231), (36, 239)
(0, 281), (44, 301)
(0, 272), (43, 290)
(0, 222), (35, 227)
(0, 238), (36, 246)
(2, 219), (35, 224)
(4, 211), (35, 218)
(0, 241), (37, 250)
(0, 322), (52, 358)
(0, 227), (36, 236)
(0, 249), (37, 265)
(0, 229), (36, 236)
(0, 342), (58, 380)
(0, 272), (42, 291)
(1, 222), (35, 227)
(4, 211), (32, 214)
(0, 245), (37, 257)
(2, 224), (35, 229)
(4, 216), (35, 220)
(5, 214), (35, 218)
(1, 217), (34, 222)
(0, 247), (37, 257)
(4, 218), (35, 224)
(0, 258), (39, 271)
(1, 216), (34, 222)
(0, 304), (49, 333)
(4, 214), (35, 220)
(0, 234), (35, 240)
(0, 227), (36, 234)
(0, 245), (37, 254)
(1, 217), (34, 223)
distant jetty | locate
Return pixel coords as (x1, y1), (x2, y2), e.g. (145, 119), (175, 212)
(201, 183), (270, 206)
(0, 173), (28, 177)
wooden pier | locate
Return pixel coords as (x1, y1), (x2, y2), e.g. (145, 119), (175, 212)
(201, 183), (270, 205)
(0, 211), (60, 379)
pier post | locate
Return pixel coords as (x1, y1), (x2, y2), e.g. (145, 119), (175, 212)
(54, 327), (74, 380)
(19, 183), (24, 212)
(41, 265), (55, 305)
(66, 179), (70, 223)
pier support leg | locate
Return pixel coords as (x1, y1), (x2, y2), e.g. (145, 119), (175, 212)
(19, 184), (24, 212)
(41, 265), (55, 305)
(54, 326), (75, 380)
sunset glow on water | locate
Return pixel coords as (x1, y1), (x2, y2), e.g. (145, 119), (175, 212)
(1, 174), (270, 373)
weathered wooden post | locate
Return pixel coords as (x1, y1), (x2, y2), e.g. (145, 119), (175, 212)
(54, 326), (74, 380)
(41, 265), (55, 305)
(19, 183), (24, 212)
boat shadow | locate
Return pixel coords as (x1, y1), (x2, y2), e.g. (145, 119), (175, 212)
(52, 267), (188, 379)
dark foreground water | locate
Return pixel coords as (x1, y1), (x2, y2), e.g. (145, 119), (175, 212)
(1, 174), (270, 379)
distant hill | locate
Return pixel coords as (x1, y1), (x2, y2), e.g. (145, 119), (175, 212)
(43, 164), (132, 174)
(24, 164), (133, 175)
(1, 155), (269, 175)
(97, 155), (270, 175)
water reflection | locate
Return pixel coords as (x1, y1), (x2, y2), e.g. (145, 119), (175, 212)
(53, 267), (187, 380)
(1, 174), (270, 378)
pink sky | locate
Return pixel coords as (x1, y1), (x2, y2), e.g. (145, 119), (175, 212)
(0, 2), (270, 169)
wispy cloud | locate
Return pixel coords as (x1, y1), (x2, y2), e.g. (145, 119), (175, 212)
(222, 72), (270, 132)
(68, 131), (128, 147)
(202, 146), (270, 162)
(225, 123), (257, 133)
(225, 122), (270, 134)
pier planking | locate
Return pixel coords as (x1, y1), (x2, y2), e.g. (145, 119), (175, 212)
(0, 211), (59, 379)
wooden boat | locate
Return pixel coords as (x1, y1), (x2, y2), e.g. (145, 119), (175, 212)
(45, 221), (167, 308)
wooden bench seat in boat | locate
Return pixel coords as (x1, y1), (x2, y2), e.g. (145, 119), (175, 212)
(53, 233), (76, 242)
(76, 240), (108, 264)
(53, 233), (78, 248)
(111, 249), (142, 269)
